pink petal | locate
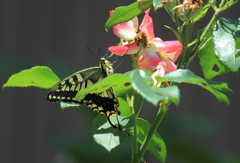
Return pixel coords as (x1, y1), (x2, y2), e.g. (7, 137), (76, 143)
(110, 10), (138, 35)
(142, 48), (160, 66)
(132, 17), (139, 32)
(150, 40), (182, 62)
(113, 21), (136, 40)
(152, 64), (165, 78)
(138, 56), (156, 71)
(159, 56), (177, 73)
(139, 11), (155, 39)
(108, 42), (139, 56)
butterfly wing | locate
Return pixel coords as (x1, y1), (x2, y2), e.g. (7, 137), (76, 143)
(47, 62), (120, 129)
(47, 67), (104, 104)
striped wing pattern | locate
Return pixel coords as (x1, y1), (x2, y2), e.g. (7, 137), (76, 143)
(47, 59), (120, 129)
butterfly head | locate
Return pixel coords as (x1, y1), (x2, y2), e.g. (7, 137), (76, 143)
(100, 57), (114, 76)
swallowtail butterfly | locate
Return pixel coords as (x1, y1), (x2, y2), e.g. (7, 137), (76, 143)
(47, 57), (120, 129)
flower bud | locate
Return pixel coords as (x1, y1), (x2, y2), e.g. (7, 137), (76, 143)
(181, 0), (203, 21)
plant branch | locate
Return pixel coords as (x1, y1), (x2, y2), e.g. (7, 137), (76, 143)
(134, 100), (169, 163)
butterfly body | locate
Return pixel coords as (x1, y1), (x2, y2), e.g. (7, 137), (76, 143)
(47, 57), (120, 129)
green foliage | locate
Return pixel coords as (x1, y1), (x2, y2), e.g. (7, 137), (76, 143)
(153, 0), (163, 10)
(105, 0), (153, 31)
(127, 69), (180, 106)
(213, 17), (240, 72)
(3, 66), (60, 89)
(158, 69), (232, 105)
(92, 115), (134, 152)
(129, 118), (166, 162)
(199, 17), (240, 79)
(118, 97), (132, 116)
(2, 0), (239, 162)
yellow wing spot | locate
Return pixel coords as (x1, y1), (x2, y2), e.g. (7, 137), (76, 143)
(53, 96), (56, 99)
(86, 80), (93, 87)
(76, 74), (83, 82)
(75, 84), (81, 91)
(106, 111), (110, 117)
(98, 107), (104, 112)
(102, 91), (109, 98)
(57, 96), (60, 99)
(70, 85), (76, 91)
(60, 81), (66, 85)
(65, 86), (70, 91)
(61, 84), (66, 91)
(67, 97), (71, 100)
(68, 78), (75, 85)
(98, 76), (103, 82)
(110, 110), (116, 114)
(61, 97), (66, 99)
(48, 95), (52, 99)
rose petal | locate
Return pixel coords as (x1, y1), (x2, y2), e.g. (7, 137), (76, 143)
(142, 48), (160, 66)
(108, 42), (139, 55)
(139, 11), (155, 39)
(138, 56), (156, 71)
(112, 20), (136, 41)
(159, 56), (177, 73)
(132, 17), (139, 32)
(152, 64), (165, 78)
(150, 40), (182, 62)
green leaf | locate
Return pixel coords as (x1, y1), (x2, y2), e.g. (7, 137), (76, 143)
(152, 86), (180, 105)
(75, 73), (130, 100)
(128, 69), (180, 106)
(153, 0), (162, 10)
(162, 69), (232, 105)
(129, 118), (166, 162)
(105, 0), (153, 31)
(92, 115), (134, 152)
(164, 25), (182, 43)
(3, 66), (60, 89)
(199, 22), (231, 80)
(118, 98), (132, 116)
(213, 17), (240, 72)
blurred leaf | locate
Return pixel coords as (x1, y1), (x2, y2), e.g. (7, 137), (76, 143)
(52, 136), (131, 163)
(128, 69), (180, 106)
(160, 69), (232, 105)
(3, 66), (60, 89)
(105, 0), (153, 30)
(167, 140), (220, 163)
(129, 118), (166, 162)
(160, 113), (221, 137)
(92, 115), (134, 152)
(213, 17), (240, 72)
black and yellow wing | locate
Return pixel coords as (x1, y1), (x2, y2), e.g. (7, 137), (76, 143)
(47, 58), (120, 129)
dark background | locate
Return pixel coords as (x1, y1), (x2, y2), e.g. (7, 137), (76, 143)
(0, 1), (239, 163)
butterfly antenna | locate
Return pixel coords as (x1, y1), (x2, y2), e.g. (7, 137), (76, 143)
(103, 50), (113, 59)
(84, 46), (97, 59)
(113, 55), (124, 70)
